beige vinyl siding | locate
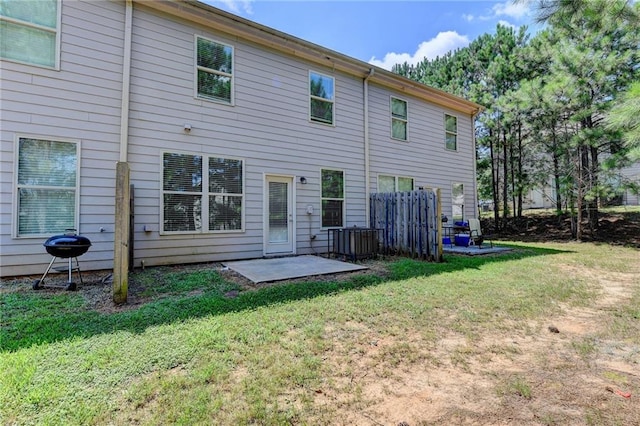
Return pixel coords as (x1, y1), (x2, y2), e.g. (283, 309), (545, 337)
(0, 0), (125, 276)
(0, 1), (477, 277)
(124, 5), (366, 268)
(368, 83), (476, 219)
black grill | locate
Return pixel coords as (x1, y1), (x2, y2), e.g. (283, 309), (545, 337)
(34, 229), (91, 291)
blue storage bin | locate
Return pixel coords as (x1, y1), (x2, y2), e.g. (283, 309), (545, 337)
(455, 234), (470, 246)
(442, 237), (452, 245)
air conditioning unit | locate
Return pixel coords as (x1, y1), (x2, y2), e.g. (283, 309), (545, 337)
(331, 227), (379, 260)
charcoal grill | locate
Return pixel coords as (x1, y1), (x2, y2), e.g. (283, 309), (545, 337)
(33, 229), (91, 291)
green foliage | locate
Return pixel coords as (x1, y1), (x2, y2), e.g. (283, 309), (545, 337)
(394, 1), (640, 231)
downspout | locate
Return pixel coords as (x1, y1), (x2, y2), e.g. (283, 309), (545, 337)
(364, 68), (374, 226)
(119, 0), (133, 162)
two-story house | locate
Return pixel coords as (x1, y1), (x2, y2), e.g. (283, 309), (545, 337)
(0, 0), (481, 277)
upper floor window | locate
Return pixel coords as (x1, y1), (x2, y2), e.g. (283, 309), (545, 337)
(445, 114), (457, 150)
(391, 97), (408, 140)
(163, 152), (244, 233)
(321, 168), (344, 227)
(196, 36), (233, 104)
(16, 137), (79, 237)
(378, 175), (414, 193)
(309, 71), (334, 125)
(1, 0), (60, 68)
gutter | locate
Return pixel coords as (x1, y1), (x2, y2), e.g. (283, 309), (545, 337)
(119, 0), (133, 162)
(364, 68), (374, 227)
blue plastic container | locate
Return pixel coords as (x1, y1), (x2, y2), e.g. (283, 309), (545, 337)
(455, 235), (470, 246)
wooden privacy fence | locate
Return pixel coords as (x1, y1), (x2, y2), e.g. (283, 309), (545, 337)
(370, 189), (442, 261)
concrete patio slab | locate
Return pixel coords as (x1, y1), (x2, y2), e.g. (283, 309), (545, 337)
(443, 245), (512, 255)
(223, 255), (367, 283)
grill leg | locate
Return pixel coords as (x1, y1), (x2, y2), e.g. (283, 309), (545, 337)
(68, 257), (73, 284)
(33, 257), (57, 290)
(74, 257), (83, 285)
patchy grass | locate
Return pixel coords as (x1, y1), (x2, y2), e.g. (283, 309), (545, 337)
(1, 242), (639, 425)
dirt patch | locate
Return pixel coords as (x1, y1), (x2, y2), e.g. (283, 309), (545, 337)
(316, 263), (640, 425)
(485, 210), (640, 247)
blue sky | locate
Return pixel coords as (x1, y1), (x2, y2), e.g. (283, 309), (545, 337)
(200, 0), (537, 70)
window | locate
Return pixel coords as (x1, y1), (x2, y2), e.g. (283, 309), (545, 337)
(1, 0), (60, 68)
(445, 114), (457, 150)
(321, 169), (344, 227)
(452, 182), (464, 221)
(16, 137), (78, 236)
(163, 152), (243, 233)
(391, 97), (408, 140)
(310, 71), (334, 125)
(196, 36), (233, 104)
(378, 174), (414, 192)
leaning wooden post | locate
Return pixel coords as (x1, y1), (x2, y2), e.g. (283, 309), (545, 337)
(437, 188), (443, 261)
(113, 162), (130, 304)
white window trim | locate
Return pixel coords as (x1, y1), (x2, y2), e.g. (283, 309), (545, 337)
(13, 134), (80, 238)
(194, 35), (235, 106)
(390, 96), (408, 141)
(377, 174), (415, 192)
(160, 151), (245, 235)
(320, 167), (345, 229)
(309, 70), (336, 126)
(0, 0), (62, 70)
(445, 113), (458, 151)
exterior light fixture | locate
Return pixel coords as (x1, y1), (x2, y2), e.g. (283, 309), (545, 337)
(300, 176), (307, 184)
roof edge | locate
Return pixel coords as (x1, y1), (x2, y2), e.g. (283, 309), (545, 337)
(138, 0), (483, 116)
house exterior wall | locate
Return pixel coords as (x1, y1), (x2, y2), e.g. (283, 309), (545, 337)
(0, 0), (125, 276)
(523, 163), (640, 210)
(0, 0), (479, 277)
(368, 84), (477, 220)
(621, 162), (640, 205)
(126, 4), (368, 267)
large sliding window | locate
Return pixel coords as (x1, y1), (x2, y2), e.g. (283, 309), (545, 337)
(196, 36), (233, 104)
(378, 174), (414, 193)
(321, 168), (344, 228)
(16, 137), (79, 236)
(163, 152), (243, 233)
(309, 71), (335, 125)
(0, 0), (60, 68)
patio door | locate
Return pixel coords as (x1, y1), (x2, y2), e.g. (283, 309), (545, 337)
(265, 175), (294, 255)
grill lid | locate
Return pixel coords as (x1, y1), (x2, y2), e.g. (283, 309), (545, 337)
(44, 229), (91, 258)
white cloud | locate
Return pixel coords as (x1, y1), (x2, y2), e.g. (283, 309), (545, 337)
(368, 31), (470, 71)
(462, 13), (475, 22)
(492, 1), (530, 19)
(497, 19), (517, 29)
(206, 0), (254, 14)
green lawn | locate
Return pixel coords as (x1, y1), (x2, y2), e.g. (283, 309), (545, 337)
(1, 242), (639, 425)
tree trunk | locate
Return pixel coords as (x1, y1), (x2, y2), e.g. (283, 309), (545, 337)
(502, 129), (509, 228)
(516, 122), (523, 217)
(589, 144), (599, 231)
(489, 128), (500, 229)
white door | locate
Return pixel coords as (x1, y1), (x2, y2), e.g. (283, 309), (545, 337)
(265, 175), (294, 254)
